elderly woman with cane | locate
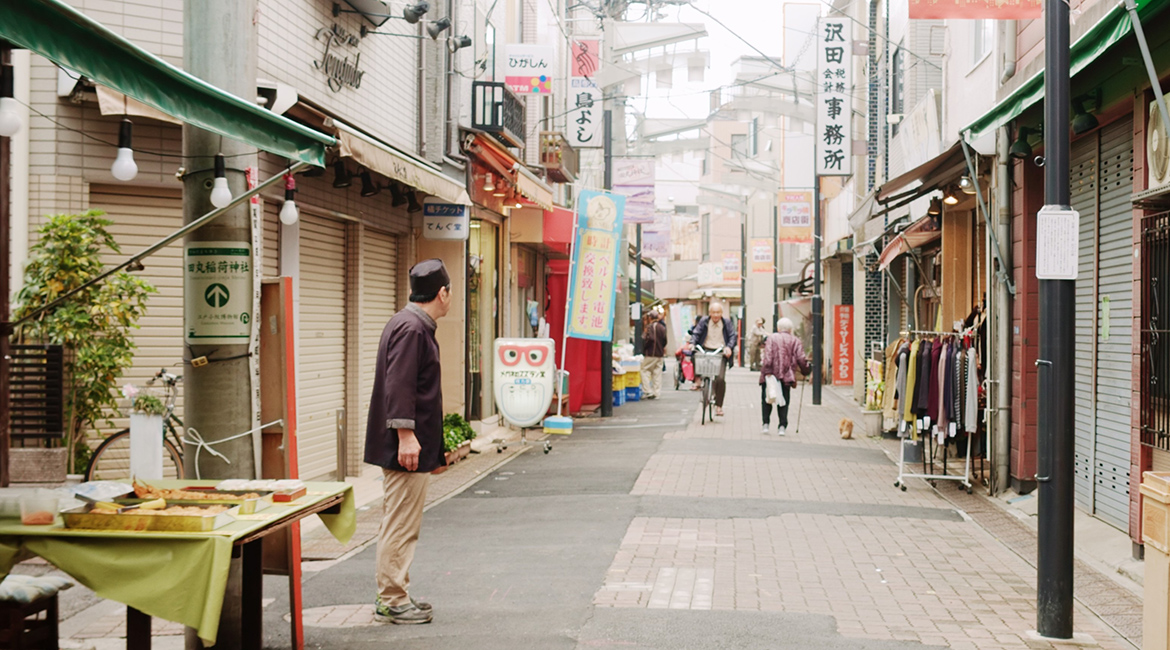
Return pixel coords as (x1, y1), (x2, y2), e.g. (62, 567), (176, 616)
(759, 318), (810, 436)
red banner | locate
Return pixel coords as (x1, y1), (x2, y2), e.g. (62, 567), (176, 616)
(908, 0), (1039, 19)
(833, 305), (853, 385)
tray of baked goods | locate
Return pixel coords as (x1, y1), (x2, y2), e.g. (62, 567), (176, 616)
(130, 481), (274, 514)
(61, 499), (237, 532)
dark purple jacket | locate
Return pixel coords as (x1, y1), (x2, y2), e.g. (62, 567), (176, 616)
(690, 316), (738, 351)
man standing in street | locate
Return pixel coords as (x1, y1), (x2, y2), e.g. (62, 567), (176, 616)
(365, 259), (453, 625)
(640, 309), (668, 399)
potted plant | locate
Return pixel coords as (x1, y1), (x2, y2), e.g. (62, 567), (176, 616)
(124, 384), (166, 479)
(861, 358), (885, 438)
(441, 413), (476, 465)
(12, 210), (156, 475)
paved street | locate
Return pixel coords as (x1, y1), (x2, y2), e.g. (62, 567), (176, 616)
(241, 367), (1135, 650)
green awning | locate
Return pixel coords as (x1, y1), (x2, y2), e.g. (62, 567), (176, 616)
(0, 0), (334, 166)
(964, 0), (1165, 143)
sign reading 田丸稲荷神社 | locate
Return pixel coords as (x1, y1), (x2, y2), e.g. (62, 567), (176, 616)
(184, 242), (253, 345)
(314, 24), (365, 93)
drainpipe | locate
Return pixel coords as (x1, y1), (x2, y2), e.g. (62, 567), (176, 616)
(1000, 20), (1017, 85)
(995, 126), (1013, 494)
(8, 49), (27, 302)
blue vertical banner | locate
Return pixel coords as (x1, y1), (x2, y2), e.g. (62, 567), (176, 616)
(567, 190), (626, 341)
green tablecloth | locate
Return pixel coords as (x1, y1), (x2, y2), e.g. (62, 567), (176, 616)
(0, 481), (355, 645)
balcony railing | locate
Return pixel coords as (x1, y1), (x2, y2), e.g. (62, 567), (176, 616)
(472, 81), (525, 148)
(539, 131), (578, 184)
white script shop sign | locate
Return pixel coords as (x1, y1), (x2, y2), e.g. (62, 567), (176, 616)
(314, 24), (366, 92)
(815, 17), (851, 176)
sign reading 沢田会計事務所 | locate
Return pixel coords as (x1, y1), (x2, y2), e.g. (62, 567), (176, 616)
(816, 17), (851, 177)
(185, 242), (253, 345)
(567, 190), (626, 341)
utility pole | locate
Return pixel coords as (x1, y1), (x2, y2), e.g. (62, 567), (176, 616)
(182, 3), (258, 479)
(772, 204), (779, 331)
(812, 180), (822, 405)
(0, 42), (11, 487)
(601, 108), (614, 417)
(1036, 0), (1074, 638)
(739, 215), (746, 367)
(634, 224), (643, 355)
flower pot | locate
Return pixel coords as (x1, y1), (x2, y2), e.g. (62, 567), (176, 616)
(129, 412), (164, 480)
(860, 409), (883, 438)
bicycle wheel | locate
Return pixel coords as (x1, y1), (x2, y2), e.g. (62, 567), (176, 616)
(86, 430), (185, 481)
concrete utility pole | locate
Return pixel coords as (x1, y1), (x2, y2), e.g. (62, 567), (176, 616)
(182, 1), (259, 480)
(601, 108), (614, 417)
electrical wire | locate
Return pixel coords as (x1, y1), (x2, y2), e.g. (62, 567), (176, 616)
(17, 97), (260, 160)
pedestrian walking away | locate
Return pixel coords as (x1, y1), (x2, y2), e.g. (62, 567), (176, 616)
(759, 317), (810, 436)
(690, 301), (738, 417)
(364, 258), (453, 625)
(640, 309), (668, 399)
(747, 317), (768, 371)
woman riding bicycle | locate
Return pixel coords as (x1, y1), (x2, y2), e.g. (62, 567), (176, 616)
(690, 301), (738, 417)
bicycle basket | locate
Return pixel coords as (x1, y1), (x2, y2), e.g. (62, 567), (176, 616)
(693, 353), (723, 378)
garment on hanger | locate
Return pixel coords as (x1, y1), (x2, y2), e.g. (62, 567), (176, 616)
(884, 339), (906, 421)
(915, 339), (933, 419)
(927, 340), (942, 426)
(965, 346), (978, 433)
(935, 341), (949, 443)
(902, 339), (921, 435)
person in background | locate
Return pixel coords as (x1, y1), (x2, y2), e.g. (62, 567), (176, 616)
(641, 310), (668, 399)
(364, 259), (453, 625)
(747, 317), (768, 371)
(759, 317), (810, 436)
(691, 301), (738, 417)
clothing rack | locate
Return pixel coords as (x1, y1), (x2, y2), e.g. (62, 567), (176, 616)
(891, 329), (977, 494)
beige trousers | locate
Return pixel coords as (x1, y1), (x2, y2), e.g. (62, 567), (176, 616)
(376, 469), (430, 606)
(640, 356), (663, 398)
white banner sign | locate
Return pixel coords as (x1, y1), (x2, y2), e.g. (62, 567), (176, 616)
(816, 17), (852, 176)
(569, 77), (603, 148)
(505, 44), (556, 95)
(422, 198), (470, 240)
(1036, 206), (1079, 280)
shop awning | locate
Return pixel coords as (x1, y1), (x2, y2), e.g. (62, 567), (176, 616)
(963, 0), (1168, 143)
(878, 216), (941, 270)
(332, 121), (470, 205)
(516, 166), (554, 211)
(0, 0), (334, 166)
(465, 132), (554, 210)
(876, 142), (967, 203)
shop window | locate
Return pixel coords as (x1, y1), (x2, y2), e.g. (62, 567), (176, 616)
(972, 20), (994, 67)
(731, 134), (750, 158)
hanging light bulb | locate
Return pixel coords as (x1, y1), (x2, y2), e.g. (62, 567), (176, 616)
(280, 173), (299, 225)
(0, 64), (23, 138)
(209, 153), (233, 208)
(942, 185), (959, 205)
(110, 119), (138, 181)
(483, 172), (495, 193)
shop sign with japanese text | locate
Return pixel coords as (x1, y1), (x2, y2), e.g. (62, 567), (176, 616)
(697, 262), (722, 286)
(834, 304), (853, 384)
(184, 242), (253, 345)
(722, 251), (741, 284)
(816, 17), (851, 176)
(778, 190), (814, 243)
(613, 158), (656, 224)
(568, 190), (626, 341)
(909, 0), (1039, 19)
(313, 24), (365, 92)
(750, 239), (774, 273)
(422, 198), (470, 240)
(505, 44), (556, 95)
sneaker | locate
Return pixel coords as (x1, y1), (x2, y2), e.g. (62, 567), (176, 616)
(376, 594), (431, 614)
(375, 600), (433, 625)
(761, 425), (770, 434)
(715, 407), (724, 417)
(777, 427), (786, 436)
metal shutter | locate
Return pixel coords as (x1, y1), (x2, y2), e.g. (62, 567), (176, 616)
(1071, 118), (1134, 531)
(359, 229), (399, 469)
(1093, 118), (1134, 529)
(1071, 135), (1097, 513)
(89, 185), (185, 441)
(298, 214), (347, 480)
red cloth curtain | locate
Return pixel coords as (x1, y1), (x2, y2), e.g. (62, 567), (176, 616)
(547, 260), (600, 413)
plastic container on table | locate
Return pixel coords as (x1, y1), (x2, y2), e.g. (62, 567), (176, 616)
(19, 491), (58, 526)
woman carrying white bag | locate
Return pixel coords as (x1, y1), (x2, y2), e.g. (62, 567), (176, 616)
(759, 318), (811, 436)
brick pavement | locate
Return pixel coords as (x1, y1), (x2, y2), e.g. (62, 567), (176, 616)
(594, 368), (1135, 650)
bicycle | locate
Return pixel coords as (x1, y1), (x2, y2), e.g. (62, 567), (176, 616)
(693, 345), (725, 425)
(85, 368), (186, 481)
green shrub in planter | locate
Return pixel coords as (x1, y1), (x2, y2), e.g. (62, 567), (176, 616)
(442, 413), (476, 452)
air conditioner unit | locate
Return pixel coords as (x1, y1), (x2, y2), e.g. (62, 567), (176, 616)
(1149, 95), (1170, 187)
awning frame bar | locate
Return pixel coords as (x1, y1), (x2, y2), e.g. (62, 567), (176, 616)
(959, 139), (1016, 296)
(9, 162), (306, 329)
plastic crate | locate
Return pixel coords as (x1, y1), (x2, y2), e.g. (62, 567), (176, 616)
(625, 386), (641, 401)
(625, 372), (641, 388)
(612, 388), (626, 407)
